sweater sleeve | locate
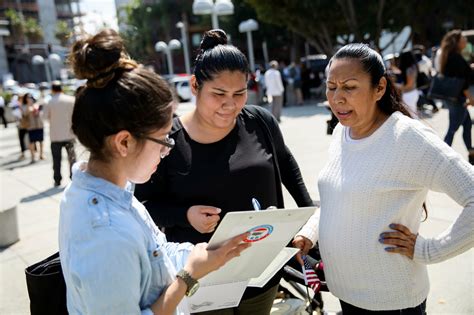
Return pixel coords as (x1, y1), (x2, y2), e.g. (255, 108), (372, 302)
(296, 209), (320, 245)
(259, 107), (314, 207)
(134, 159), (191, 229)
(410, 124), (474, 264)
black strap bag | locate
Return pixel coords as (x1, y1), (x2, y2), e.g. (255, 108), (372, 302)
(25, 251), (68, 315)
(427, 74), (465, 102)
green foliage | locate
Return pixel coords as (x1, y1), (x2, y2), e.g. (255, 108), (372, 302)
(23, 17), (43, 40)
(5, 9), (22, 26)
(55, 20), (71, 46)
(245, 0), (474, 55)
(5, 8), (43, 42)
(119, 0), (192, 63)
(1, 91), (13, 104)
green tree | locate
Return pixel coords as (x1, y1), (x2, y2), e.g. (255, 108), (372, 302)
(55, 20), (71, 46)
(118, 0), (193, 63)
(5, 9), (43, 43)
(245, 0), (474, 55)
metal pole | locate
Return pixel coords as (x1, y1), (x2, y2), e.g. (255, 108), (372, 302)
(166, 50), (174, 75)
(246, 31), (255, 73)
(180, 23), (191, 74)
(211, 7), (219, 29)
(262, 41), (269, 68)
(44, 61), (51, 83)
(304, 42), (311, 68)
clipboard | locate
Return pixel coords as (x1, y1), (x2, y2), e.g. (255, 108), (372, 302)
(201, 206), (316, 284)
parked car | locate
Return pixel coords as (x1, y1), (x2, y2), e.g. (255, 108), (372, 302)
(168, 74), (192, 102)
(300, 54), (328, 100)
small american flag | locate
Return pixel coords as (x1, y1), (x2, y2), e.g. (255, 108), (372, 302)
(301, 255), (321, 293)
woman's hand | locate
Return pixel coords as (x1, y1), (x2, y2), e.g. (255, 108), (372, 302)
(292, 235), (313, 255)
(187, 205), (221, 233)
(379, 223), (418, 259)
(185, 232), (251, 279)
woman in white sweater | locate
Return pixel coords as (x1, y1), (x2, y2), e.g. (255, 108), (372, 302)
(293, 43), (473, 314)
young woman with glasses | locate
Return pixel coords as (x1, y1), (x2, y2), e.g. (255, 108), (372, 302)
(135, 29), (314, 315)
(59, 29), (250, 315)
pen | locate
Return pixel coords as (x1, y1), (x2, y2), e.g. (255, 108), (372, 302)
(252, 198), (261, 211)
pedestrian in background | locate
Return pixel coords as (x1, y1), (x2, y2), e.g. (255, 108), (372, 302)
(265, 60), (285, 122)
(135, 29), (313, 315)
(288, 62), (304, 105)
(23, 93), (45, 163)
(438, 29), (474, 164)
(43, 81), (77, 187)
(397, 50), (419, 118)
(0, 89), (7, 128)
(10, 94), (28, 160)
(60, 28), (249, 315)
(294, 43), (473, 314)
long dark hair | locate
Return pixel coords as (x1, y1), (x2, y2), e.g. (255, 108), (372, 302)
(439, 29), (463, 74)
(68, 29), (173, 161)
(398, 50), (418, 84)
(193, 29), (249, 89)
(330, 43), (428, 219)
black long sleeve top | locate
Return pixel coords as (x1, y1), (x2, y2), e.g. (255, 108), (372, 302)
(135, 105), (313, 298)
(444, 52), (471, 98)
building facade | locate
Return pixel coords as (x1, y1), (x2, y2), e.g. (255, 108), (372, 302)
(0, 0), (82, 83)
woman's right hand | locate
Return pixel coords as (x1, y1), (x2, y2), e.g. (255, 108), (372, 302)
(187, 205), (221, 233)
(292, 235), (313, 254)
(185, 232), (251, 280)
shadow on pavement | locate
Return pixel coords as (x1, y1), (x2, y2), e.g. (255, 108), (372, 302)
(20, 186), (65, 203)
(1, 158), (48, 171)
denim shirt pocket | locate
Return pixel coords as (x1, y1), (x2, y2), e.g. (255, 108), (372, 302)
(146, 245), (175, 304)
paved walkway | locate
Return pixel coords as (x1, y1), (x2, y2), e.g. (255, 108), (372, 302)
(0, 102), (472, 314)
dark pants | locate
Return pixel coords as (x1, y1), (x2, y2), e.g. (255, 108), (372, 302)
(340, 299), (427, 315)
(18, 128), (28, 153)
(195, 284), (279, 315)
(51, 140), (76, 184)
(444, 101), (472, 150)
(0, 107), (7, 128)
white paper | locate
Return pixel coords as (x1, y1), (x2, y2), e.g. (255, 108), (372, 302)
(248, 247), (300, 287)
(202, 207), (316, 284)
(186, 280), (249, 313)
(187, 207), (316, 312)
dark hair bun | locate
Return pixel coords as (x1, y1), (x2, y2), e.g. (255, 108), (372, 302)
(69, 29), (137, 88)
(200, 29), (228, 51)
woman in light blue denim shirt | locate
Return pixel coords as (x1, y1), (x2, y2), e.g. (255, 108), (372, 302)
(59, 29), (250, 315)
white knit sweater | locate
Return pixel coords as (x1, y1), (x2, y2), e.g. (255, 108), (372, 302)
(298, 111), (474, 310)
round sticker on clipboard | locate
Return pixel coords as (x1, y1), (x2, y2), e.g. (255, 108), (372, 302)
(244, 224), (273, 243)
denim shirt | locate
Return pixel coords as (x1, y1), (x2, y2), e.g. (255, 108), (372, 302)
(59, 162), (193, 315)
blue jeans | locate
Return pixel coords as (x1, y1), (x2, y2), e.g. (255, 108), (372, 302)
(340, 299), (427, 315)
(443, 100), (472, 150)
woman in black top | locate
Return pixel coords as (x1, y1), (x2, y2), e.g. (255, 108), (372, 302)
(439, 29), (474, 164)
(135, 29), (313, 314)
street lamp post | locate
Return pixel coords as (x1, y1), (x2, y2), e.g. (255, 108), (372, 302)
(176, 22), (191, 75)
(192, 0), (234, 30)
(31, 53), (61, 83)
(238, 19), (258, 73)
(155, 40), (182, 76)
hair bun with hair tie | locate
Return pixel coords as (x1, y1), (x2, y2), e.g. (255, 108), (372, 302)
(200, 29), (228, 51)
(68, 29), (138, 88)
(86, 56), (138, 88)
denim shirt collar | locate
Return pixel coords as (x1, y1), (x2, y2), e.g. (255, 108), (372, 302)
(71, 161), (134, 209)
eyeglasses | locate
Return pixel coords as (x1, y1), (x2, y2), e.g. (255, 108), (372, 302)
(142, 134), (175, 158)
